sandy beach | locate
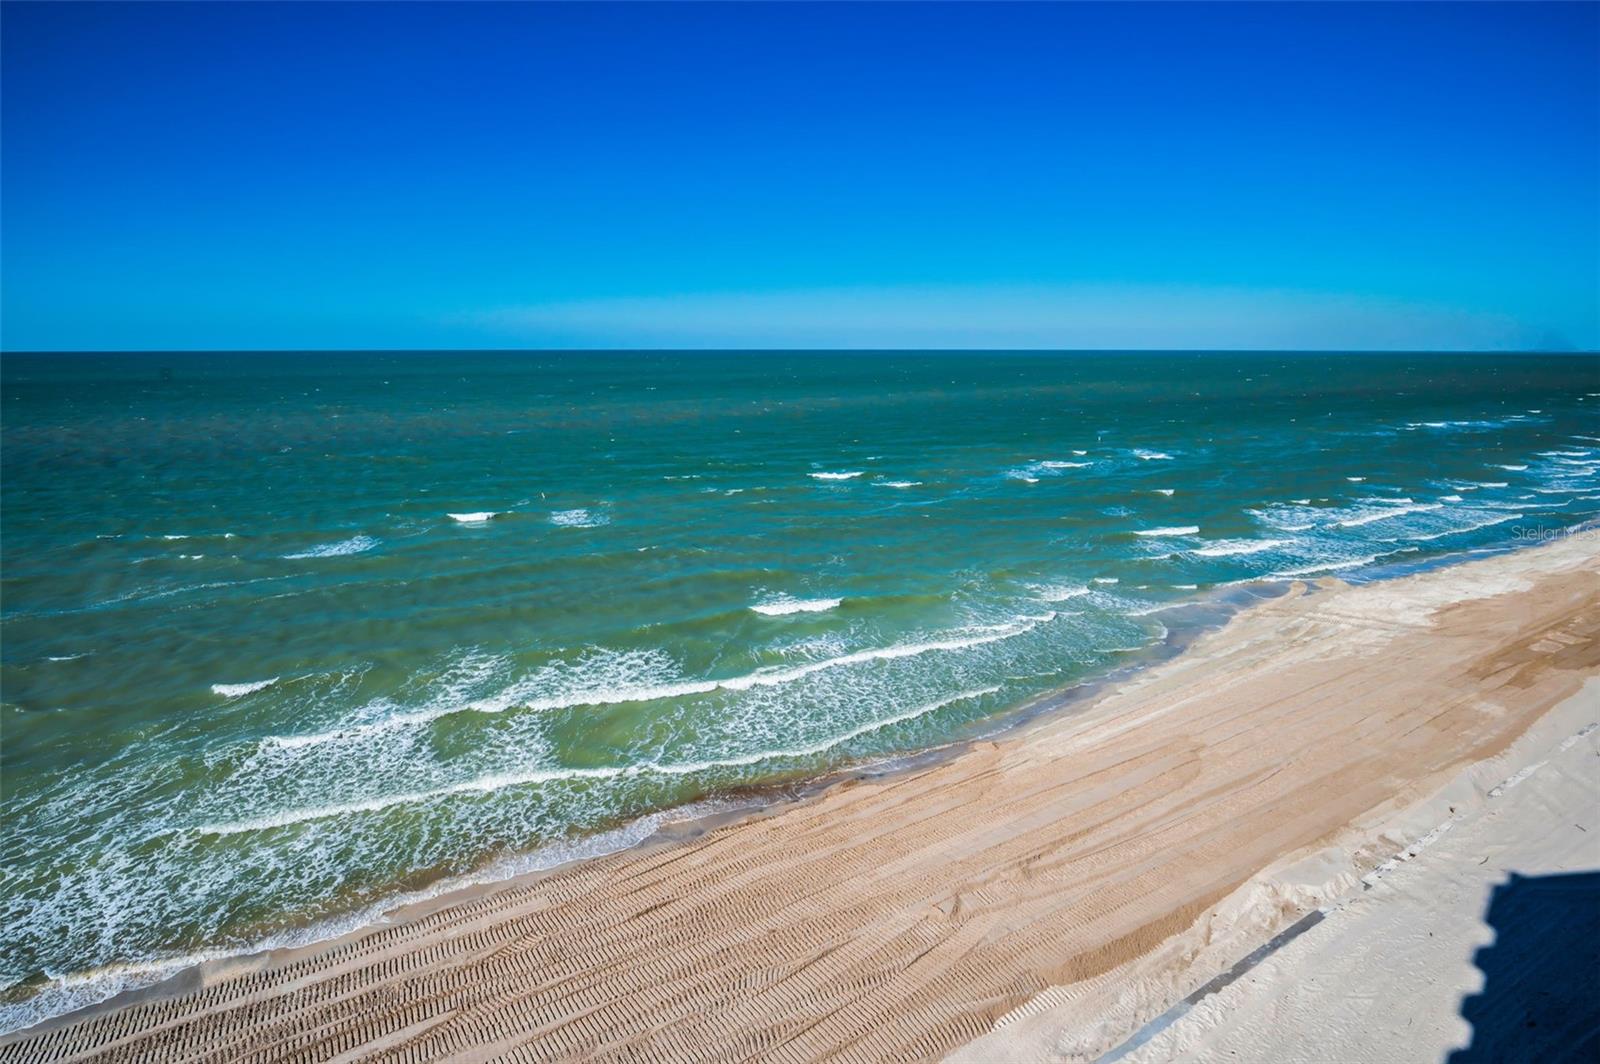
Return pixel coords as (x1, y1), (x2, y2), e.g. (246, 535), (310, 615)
(4, 533), (1596, 1063)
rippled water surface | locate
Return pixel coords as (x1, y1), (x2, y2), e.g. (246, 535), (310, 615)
(2, 350), (1597, 1028)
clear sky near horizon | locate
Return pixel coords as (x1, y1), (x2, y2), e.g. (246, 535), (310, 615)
(2, 1), (1596, 352)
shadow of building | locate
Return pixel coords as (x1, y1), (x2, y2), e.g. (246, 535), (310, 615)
(1449, 871), (1600, 1062)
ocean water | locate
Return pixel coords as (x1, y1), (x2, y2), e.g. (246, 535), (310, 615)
(2, 350), (1596, 1029)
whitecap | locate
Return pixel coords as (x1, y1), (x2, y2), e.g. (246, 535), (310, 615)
(808, 471), (863, 481)
(1346, 476), (1366, 482)
(212, 678), (279, 699)
(1133, 449), (1173, 461)
(1192, 538), (1287, 557)
(448, 511), (500, 524)
(1151, 488), (1175, 496)
(550, 509), (609, 528)
(875, 480), (921, 488)
(1037, 460), (1091, 469)
(1440, 494), (1463, 502)
(259, 618), (1051, 750)
(1092, 577), (1119, 585)
(1133, 525), (1199, 537)
(750, 597), (842, 617)
(1492, 464), (1528, 472)
(1034, 583), (1090, 601)
(1335, 503), (1441, 528)
(1404, 512), (1522, 540)
(282, 535), (377, 560)
(1272, 556), (1380, 577)
(203, 687), (1004, 836)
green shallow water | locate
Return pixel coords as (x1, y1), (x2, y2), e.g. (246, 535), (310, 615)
(2, 350), (1596, 1028)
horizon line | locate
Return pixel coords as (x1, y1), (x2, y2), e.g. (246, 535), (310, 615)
(5, 347), (1597, 357)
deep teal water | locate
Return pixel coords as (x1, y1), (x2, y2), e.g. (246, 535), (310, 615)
(2, 350), (1596, 1029)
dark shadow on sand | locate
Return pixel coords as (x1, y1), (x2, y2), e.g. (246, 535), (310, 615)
(1449, 871), (1600, 1063)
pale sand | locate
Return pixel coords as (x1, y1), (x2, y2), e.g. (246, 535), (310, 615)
(1113, 681), (1600, 1063)
(3, 535), (1596, 1063)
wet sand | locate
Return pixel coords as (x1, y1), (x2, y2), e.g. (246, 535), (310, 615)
(4, 533), (1596, 1063)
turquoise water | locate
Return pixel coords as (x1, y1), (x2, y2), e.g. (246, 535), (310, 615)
(2, 351), (1597, 1028)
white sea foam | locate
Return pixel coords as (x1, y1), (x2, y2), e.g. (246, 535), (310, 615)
(282, 535), (377, 559)
(1092, 577), (1119, 585)
(1404, 512), (1522, 541)
(212, 678), (279, 699)
(4, 793), (757, 1036)
(1133, 449), (1173, 461)
(1346, 476), (1366, 482)
(1072, 449), (1088, 456)
(750, 597), (842, 616)
(1335, 503), (1441, 527)
(1440, 494), (1464, 502)
(1272, 555), (1380, 577)
(1151, 488), (1175, 496)
(1133, 525), (1199, 537)
(162, 534), (189, 540)
(550, 509), (608, 527)
(1037, 460), (1091, 469)
(261, 618), (1050, 751)
(1492, 464), (1528, 472)
(203, 686), (1004, 835)
(875, 480), (921, 488)
(808, 471), (863, 481)
(1192, 538), (1288, 557)
(644, 685), (1002, 778)
(1035, 583), (1090, 601)
(447, 511), (500, 523)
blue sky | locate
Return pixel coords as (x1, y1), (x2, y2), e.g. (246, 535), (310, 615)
(3, 2), (1596, 351)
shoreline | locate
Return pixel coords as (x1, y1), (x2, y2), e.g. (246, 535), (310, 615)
(0, 571), (1292, 1039)
(0, 525), (1531, 1039)
(3, 530), (1596, 1060)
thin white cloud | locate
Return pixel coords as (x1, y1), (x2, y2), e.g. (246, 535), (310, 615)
(453, 284), (1536, 350)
